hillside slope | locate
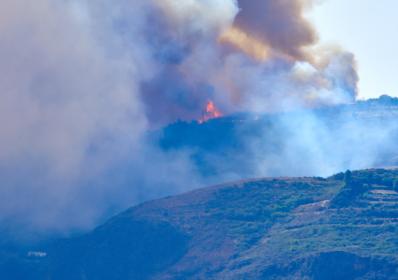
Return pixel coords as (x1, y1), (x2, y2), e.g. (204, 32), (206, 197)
(3, 169), (398, 279)
(157, 96), (398, 179)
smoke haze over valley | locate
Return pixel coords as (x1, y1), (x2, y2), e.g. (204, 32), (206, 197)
(0, 0), (396, 239)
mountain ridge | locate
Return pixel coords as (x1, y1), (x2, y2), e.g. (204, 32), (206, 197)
(2, 168), (398, 279)
(157, 96), (398, 180)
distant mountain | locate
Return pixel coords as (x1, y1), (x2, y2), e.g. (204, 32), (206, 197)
(357, 95), (398, 107)
(2, 169), (398, 279)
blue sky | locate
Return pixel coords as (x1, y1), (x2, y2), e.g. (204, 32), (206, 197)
(310, 0), (398, 99)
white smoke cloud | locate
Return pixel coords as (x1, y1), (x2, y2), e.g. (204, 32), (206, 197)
(153, 0), (238, 35)
(249, 109), (398, 178)
(0, 0), (200, 232)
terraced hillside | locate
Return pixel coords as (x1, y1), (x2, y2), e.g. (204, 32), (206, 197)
(1, 169), (398, 279)
(220, 170), (398, 279)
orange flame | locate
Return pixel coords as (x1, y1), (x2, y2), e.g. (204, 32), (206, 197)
(198, 100), (223, 124)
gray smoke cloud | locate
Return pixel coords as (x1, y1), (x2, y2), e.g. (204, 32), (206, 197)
(0, 0), (365, 234)
(235, 0), (317, 60)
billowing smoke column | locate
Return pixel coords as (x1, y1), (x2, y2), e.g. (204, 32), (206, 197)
(141, 0), (358, 124)
(233, 0), (316, 61)
(0, 0), (361, 233)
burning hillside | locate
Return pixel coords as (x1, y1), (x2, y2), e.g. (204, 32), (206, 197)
(198, 101), (223, 124)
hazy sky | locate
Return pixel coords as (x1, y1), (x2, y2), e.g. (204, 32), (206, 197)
(310, 0), (398, 99)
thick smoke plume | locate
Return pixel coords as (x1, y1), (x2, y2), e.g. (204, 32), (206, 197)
(233, 0), (316, 60)
(0, 0), (365, 234)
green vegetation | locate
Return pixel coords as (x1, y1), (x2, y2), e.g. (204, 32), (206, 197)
(2, 169), (398, 279)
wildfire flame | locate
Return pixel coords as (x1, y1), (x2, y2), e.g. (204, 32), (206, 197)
(198, 100), (223, 124)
